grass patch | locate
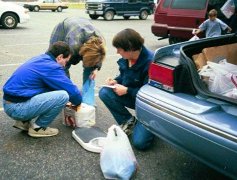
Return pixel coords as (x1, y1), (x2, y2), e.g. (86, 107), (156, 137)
(68, 3), (85, 9)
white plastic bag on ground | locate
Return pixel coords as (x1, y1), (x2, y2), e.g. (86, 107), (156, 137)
(63, 103), (95, 128)
(100, 125), (138, 180)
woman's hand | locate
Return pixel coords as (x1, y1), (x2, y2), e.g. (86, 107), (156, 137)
(113, 84), (128, 96)
(89, 69), (98, 80)
(106, 78), (117, 85)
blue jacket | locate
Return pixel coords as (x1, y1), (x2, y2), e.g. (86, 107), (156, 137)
(3, 53), (82, 105)
(114, 46), (154, 98)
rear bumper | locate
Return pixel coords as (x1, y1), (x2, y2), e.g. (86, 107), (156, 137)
(136, 86), (237, 179)
(151, 23), (168, 37)
(151, 23), (193, 39)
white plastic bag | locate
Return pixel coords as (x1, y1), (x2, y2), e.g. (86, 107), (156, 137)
(100, 125), (138, 180)
(189, 35), (199, 41)
(221, 0), (236, 19)
(200, 60), (237, 95)
(224, 88), (237, 99)
(63, 103), (96, 128)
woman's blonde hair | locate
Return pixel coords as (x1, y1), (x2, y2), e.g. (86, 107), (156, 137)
(79, 36), (106, 68)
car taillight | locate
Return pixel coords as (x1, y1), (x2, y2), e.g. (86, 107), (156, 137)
(149, 62), (175, 92)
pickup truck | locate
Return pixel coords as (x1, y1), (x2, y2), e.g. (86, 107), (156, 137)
(135, 34), (237, 179)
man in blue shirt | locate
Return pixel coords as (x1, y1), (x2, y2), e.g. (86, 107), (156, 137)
(3, 41), (82, 138)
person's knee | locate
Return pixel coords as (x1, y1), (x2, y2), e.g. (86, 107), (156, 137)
(57, 90), (69, 104)
(131, 126), (155, 151)
(132, 137), (149, 150)
(99, 88), (110, 101)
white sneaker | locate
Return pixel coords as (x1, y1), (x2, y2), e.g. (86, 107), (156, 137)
(28, 127), (59, 137)
(13, 121), (30, 131)
(120, 116), (137, 136)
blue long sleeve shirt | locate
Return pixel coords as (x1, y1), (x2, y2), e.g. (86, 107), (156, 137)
(3, 53), (82, 105)
(114, 46), (154, 98)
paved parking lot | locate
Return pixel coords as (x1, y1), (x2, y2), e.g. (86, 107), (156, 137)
(0, 9), (230, 180)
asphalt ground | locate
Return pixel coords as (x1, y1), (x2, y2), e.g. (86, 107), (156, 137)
(0, 9), (231, 180)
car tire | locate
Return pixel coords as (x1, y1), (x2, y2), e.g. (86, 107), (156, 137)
(103, 10), (114, 21)
(57, 6), (62, 12)
(89, 15), (99, 20)
(34, 6), (40, 12)
(1, 13), (18, 29)
(123, 16), (130, 20)
(139, 10), (148, 20)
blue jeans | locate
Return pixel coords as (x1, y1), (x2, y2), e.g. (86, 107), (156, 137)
(99, 87), (154, 150)
(3, 90), (69, 128)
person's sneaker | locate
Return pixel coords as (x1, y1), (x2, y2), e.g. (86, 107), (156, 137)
(120, 116), (137, 136)
(13, 121), (30, 131)
(28, 127), (59, 137)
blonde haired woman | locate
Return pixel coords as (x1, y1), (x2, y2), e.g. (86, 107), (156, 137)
(49, 17), (106, 83)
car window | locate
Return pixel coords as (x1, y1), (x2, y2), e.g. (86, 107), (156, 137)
(171, 0), (207, 10)
(128, 0), (137, 3)
(141, 0), (150, 2)
(44, 0), (53, 3)
(163, 0), (171, 8)
(208, 0), (226, 6)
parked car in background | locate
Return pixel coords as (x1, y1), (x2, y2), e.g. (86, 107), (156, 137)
(23, 0), (68, 12)
(136, 34), (237, 179)
(85, 0), (155, 20)
(0, 0), (30, 29)
(152, 0), (229, 44)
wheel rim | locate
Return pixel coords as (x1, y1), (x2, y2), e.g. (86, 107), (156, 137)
(5, 16), (15, 28)
(57, 7), (62, 12)
(105, 12), (113, 20)
(34, 6), (39, 11)
(141, 11), (148, 19)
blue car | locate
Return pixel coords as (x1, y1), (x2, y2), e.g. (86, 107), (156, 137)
(136, 34), (237, 179)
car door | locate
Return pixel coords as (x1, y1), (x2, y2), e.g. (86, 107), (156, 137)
(112, 0), (124, 16)
(41, 0), (54, 10)
(125, 0), (141, 15)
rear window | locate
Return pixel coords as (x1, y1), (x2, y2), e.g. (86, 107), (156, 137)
(163, 0), (171, 8)
(171, 0), (207, 10)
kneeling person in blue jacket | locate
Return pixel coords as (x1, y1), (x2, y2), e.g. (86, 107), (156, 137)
(3, 41), (82, 138)
(99, 29), (155, 150)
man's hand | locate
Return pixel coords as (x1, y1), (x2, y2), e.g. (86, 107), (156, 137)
(66, 102), (81, 112)
(113, 84), (128, 96)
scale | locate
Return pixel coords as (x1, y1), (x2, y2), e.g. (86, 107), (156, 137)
(72, 126), (107, 153)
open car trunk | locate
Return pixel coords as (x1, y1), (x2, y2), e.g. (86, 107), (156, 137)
(180, 34), (237, 105)
(136, 34), (237, 178)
